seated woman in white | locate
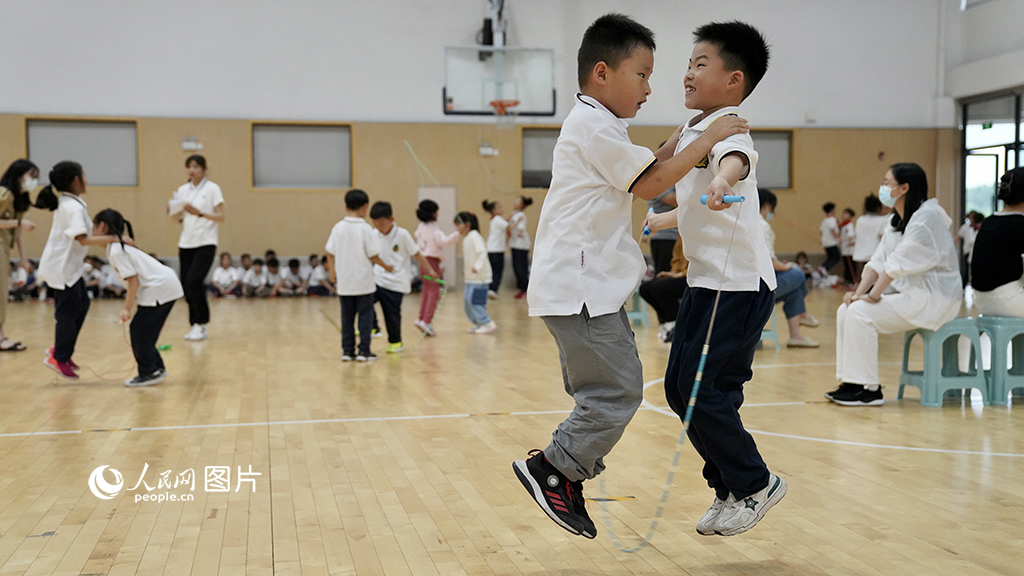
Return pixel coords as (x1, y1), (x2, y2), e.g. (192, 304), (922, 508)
(971, 167), (1024, 317)
(826, 163), (962, 407)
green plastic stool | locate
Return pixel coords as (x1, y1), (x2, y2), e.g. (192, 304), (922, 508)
(977, 315), (1024, 406)
(897, 317), (988, 407)
(626, 287), (649, 328)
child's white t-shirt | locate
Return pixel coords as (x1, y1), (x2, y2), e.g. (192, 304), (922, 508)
(462, 229), (492, 284)
(508, 211), (530, 251)
(820, 216), (840, 248)
(326, 216), (379, 296)
(212, 266), (236, 287)
(528, 94), (655, 318)
(374, 225), (419, 294)
(283, 269), (303, 288)
(309, 265), (328, 287)
(172, 178), (224, 249)
(99, 265), (122, 289)
(674, 107), (776, 292)
(106, 243), (184, 306)
(37, 193), (91, 290)
(243, 268), (267, 287)
(853, 213), (890, 262)
(265, 269), (282, 287)
(840, 222), (856, 257)
(486, 215), (508, 253)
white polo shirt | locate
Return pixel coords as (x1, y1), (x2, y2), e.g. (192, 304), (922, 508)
(243, 267), (267, 287)
(212, 266), (237, 287)
(528, 94), (656, 318)
(173, 178), (224, 249)
(325, 216), (379, 296)
(374, 224), (419, 294)
(37, 193), (92, 290)
(674, 107), (776, 292)
(508, 211), (531, 250)
(106, 243), (184, 306)
(486, 215), (508, 253)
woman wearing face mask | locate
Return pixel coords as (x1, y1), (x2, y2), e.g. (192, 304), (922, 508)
(826, 163), (961, 407)
(0, 159), (40, 351)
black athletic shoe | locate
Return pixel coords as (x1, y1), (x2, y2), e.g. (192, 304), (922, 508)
(831, 386), (884, 406)
(512, 450), (592, 537)
(570, 480), (597, 539)
(124, 371), (165, 388)
(825, 382), (861, 402)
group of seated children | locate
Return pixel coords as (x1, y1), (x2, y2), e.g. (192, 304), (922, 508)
(8, 259), (39, 301)
(207, 250), (335, 298)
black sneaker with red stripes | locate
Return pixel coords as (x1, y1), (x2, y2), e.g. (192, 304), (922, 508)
(512, 449), (596, 538)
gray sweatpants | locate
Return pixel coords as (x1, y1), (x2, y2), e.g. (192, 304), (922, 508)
(541, 306), (644, 482)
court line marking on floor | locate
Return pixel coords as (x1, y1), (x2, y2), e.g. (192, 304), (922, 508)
(7, 378), (1020, 458)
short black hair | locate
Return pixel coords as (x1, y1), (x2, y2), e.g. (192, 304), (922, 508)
(185, 154), (207, 170)
(370, 201), (393, 219)
(345, 189), (369, 211)
(577, 13), (656, 89)
(693, 21), (770, 99)
(842, 207), (856, 218)
(864, 195), (883, 214)
(758, 188), (776, 211)
(417, 199), (438, 222)
(266, 257), (279, 268)
(288, 258), (300, 268)
(822, 202), (836, 214)
(999, 167), (1024, 205)
(241, 253), (252, 260)
(254, 258), (264, 266)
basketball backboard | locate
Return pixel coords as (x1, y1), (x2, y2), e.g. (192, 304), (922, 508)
(443, 46), (555, 116)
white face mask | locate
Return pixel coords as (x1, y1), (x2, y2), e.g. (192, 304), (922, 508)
(83, 263), (93, 274)
(21, 177), (38, 191)
(878, 184), (899, 208)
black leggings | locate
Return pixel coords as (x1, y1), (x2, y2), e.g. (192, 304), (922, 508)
(639, 276), (688, 324)
(822, 246), (841, 273)
(488, 252), (505, 293)
(179, 245), (216, 325)
(52, 278), (90, 363)
(131, 301), (175, 375)
(511, 249), (530, 292)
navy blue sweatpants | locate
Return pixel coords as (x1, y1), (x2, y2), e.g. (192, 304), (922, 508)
(664, 280), (774, 501)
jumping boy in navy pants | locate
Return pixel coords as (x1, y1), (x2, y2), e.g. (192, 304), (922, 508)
(646, 20), (786, 537)
(512, 13), (748, 539)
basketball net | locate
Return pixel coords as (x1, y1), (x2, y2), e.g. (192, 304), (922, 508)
(489, 99), (520, 130)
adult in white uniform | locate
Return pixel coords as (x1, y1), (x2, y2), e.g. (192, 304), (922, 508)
(826, 163), (962, 406)
(169, 155), (224, 341)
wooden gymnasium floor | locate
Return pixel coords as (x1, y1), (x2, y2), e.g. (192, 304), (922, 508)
(0, 287), (1021, 576)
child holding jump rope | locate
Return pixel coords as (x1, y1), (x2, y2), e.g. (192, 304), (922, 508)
(94, 209), (183, 387)
(413, 199), (460, 336)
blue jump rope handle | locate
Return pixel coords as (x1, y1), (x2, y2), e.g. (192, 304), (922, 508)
(642, 208), (654, 237)
(700, 194), (745, 205)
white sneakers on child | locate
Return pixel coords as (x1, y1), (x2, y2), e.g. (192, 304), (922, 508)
(472, 321), (497, 334)
(183, 325), (207, 341)
(696, 473), (787, 537)
(413, 319), (436, 336)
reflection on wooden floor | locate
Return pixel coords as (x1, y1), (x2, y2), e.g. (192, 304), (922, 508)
(0, 288), (1020, 575)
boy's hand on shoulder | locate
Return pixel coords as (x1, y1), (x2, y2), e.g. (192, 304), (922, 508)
(702, 115), (748, 145)
(705, 176), (734, 211)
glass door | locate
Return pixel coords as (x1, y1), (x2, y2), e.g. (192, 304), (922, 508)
(962, 93), (1021, 217)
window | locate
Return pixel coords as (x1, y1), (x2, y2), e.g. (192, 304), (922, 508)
(750, 131), (792, 189)
(252, 124), (351, 189)
(521, 128), (559, 188)
(962, 93), (1021, 216)
(27, 120), (138, 186)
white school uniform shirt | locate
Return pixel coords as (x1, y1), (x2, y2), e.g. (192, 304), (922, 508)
(283, 269), (303, 288)
(309, 265), (329, 287)
(840, 222), (856, 257)
(172, 178), (224, 249)
(374, 225), (419, 294)
(106, 243), (184, 306)
(865, 199), (962, 331)
(486, 215), (508, 253)
(99, 264), (122, 289)
(243, 267), (267, 287)
(265, 269), (283, 287)
(760, 216), (777, 259)
(298, 264), (313, 282)
(37, 193), (92, 290)
(853, 213), (890, 262)
(212, 266), (237, 287)
(528, 94), (656, 317)
(957, 222), (978, 261)
(674, 107), (776, 293)
(820, 215), (840, 248)
(462, 230), (492, 284)
(325, 216), (379, 296)
(508, 211), (530, 250)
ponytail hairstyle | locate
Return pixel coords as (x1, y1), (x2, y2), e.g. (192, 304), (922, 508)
(888, 162), (928, 233)
(416, 199), (438, 222)
(93, 208), (135, 248)
(455, 211), (479, 231)
(482, 199), (499, 214)
(0, 159), (39, 214)
(516, 195), (534, 209)
(34, 161), (84, 211)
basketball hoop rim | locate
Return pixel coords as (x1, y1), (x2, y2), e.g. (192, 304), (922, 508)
(489, 99), (521, 116)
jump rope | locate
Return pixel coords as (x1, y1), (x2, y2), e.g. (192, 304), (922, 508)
(597, 194), (745, 553)
(51, 317), (142, 384)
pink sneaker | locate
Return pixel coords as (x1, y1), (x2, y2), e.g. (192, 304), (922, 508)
(45, 346), (79, 370)
(43, 355), (79, 379)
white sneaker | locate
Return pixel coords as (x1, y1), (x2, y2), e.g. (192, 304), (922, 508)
(414, 319), (436, 336)
(474, 321), (497, 334)
(714, 473), (788, 537)
(487, 290), (499, 300)
(183, 325), (207, 341)
(696, 497), (727, 536)
(657, 321), (676, 342)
